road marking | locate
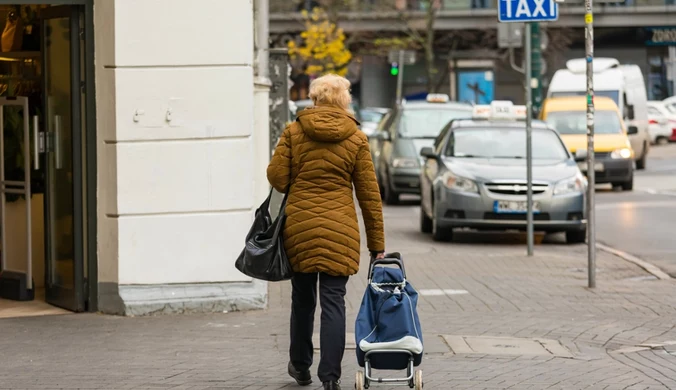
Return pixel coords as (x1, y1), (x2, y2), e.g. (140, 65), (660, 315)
(596, 243), (671, 280)
(639, 188), (676, 197)
(596, 200), (676, 210)
(642, 165), (676, 173)
(419, 289), (469, 296)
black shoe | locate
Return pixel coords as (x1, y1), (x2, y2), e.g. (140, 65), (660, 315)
(323, 380), (341, 390)
(287, 362), (312, 386)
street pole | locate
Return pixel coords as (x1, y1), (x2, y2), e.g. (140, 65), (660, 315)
(585, 0), (596, 288)
(525, 23), (534, 257)
(396, 49), (405, 105)
(530, 23), (543, 117)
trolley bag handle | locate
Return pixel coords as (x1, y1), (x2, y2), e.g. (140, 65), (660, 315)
(368, 252), (406, 283)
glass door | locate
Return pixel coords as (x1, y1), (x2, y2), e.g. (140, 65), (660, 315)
(41, 6), (84, 311)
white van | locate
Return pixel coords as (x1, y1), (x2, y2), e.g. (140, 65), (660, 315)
(547, 58), (651, 169)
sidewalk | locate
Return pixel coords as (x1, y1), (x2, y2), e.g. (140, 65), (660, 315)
(2, 207), (676, 389)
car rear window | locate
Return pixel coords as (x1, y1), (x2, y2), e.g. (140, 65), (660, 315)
(399, 108), (472, 139)
(545, 110), (623, 135)
(445, 128), (569, 161)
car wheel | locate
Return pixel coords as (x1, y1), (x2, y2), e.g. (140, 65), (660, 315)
(420, 208), (433, 234)
(432, 209), (453, 242)
(636, 143), (647, 170)
(566, 229), (586, 244)
(382, 171), (400, 205)
(621, 177), (634, 191)
(657, 136), (669, 146)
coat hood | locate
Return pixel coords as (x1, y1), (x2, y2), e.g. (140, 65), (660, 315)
(297, 105), (360, 143)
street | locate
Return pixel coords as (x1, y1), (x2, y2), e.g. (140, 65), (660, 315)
(0, 1), (674, 389)
(596, 144), (676, 277)
(3, 145), (676, 388)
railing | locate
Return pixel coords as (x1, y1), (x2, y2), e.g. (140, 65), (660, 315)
(270, 0), (675, 13)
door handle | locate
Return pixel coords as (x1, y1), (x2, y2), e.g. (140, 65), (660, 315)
(54, 115), (62, 169)
(32, 115), (39, 170)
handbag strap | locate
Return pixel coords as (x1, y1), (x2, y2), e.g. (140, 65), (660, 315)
(258, 188), (274, 213)
(268, 191), (289, 238)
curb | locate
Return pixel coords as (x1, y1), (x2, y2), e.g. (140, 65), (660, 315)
(596, 243), (672, 280)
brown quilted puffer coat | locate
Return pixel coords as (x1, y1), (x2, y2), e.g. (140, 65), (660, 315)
(266, 105), (385, 277)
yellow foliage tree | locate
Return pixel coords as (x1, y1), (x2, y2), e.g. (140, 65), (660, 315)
(288, 8), (352, 77)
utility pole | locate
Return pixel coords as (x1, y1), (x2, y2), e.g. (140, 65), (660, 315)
(585, 0), (596, 288)
(396, 49), (405, 105)
(525, 24), (534, 257)
(530, 23), (543, 117)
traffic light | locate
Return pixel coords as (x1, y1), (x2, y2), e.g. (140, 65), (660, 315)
(390, 62), (399, 76)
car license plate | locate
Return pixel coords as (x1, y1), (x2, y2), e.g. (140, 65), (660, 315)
(577, 162), (605, 172)
(494, 200), (540, 214)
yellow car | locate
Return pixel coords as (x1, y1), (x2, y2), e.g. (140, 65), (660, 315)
(540, 96), (636, 191)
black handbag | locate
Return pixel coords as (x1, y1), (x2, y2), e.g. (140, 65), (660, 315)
(235, 189), (293, 281)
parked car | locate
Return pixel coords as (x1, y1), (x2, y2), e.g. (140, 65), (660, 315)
(664, 96), (676, 115)
(647, 101), (675, 145)
(541, 96), (636, 191)
(369, 94), (473, 204)
(359, 107), (390, 138)
(419, 100), (587, 244)
(548, 58), (651, 169)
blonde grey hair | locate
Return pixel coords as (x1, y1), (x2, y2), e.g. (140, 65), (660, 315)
(308, 74), (352, 111)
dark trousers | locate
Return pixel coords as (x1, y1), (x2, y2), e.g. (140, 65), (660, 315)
(290, 272), (349, 383)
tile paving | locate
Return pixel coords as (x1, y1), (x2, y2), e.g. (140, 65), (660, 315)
(1, 205), (676, 389)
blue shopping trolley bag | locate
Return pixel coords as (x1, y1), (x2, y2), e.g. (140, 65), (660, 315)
(355, 254), (424, 370)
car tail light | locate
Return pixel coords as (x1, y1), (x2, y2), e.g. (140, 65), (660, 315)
(649, 119), (658, 125)
(672, 128), (676, 141)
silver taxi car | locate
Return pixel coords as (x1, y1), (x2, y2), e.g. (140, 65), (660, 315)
(419, 101), (588, 244)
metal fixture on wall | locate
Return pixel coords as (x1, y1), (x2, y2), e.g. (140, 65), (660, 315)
(268, 48), (290, 155)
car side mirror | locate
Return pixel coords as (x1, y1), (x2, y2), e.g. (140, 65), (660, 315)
(376, 131), (391, 141)
(420, 146), (436, 159)
(575, 149), (588, 159)
(627, 125), (639, 135)
(624, 105), (635, 120)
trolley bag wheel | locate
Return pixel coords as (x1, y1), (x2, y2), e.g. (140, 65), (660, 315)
(355, 371), (365, 390)
(414, 370), (423, 390)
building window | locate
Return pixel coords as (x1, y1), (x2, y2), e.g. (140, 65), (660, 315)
(647, 48), (670, 101)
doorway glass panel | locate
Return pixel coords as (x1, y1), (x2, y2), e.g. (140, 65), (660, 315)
(41, 5), (85, 312)
(45, 16), (73, 289)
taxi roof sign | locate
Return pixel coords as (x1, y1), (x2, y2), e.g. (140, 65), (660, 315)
(472, 100), (527, 120)
(426, 93), (449, 103)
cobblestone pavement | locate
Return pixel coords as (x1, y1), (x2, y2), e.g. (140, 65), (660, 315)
(2, 205), (676, 389)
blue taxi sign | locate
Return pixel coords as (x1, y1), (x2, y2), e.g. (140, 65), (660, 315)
(498, 0), (559, 23)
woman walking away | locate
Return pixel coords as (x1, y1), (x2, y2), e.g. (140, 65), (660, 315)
(267, 74), (385, 390)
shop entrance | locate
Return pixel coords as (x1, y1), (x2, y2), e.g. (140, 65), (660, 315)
(0, 2), (94, 314)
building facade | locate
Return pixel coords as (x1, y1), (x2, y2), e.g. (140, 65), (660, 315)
(0, 0), (269, 315)
(270, 0), (676, 108)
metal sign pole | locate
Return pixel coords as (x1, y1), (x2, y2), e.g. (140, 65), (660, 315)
(396, 49), (404, 105)
(525, 22), (534, 257)
(585, 0), (596, 288)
